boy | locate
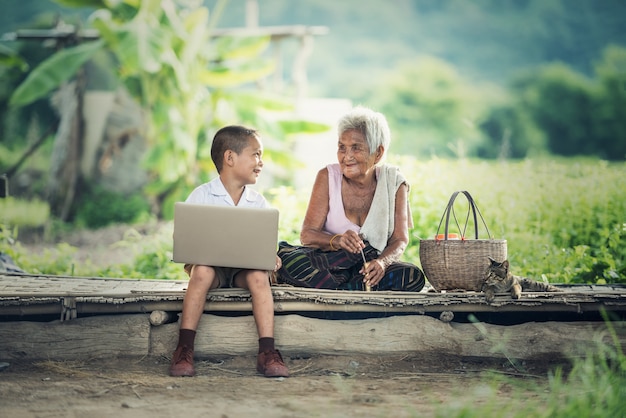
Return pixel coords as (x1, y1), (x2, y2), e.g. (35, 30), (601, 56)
(170, 125), (289, 378)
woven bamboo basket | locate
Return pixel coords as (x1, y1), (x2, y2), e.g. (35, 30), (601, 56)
(419, 191), (507, 292)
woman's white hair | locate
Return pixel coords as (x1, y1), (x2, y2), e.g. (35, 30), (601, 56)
(337, 106), (391, 160)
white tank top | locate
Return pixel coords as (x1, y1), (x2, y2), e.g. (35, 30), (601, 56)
(323, 163), (361, 235)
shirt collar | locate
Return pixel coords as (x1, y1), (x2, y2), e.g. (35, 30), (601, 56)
(212, 177), (255, 205)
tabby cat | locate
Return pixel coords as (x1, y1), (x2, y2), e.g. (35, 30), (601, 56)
(482, 257), (561, 303)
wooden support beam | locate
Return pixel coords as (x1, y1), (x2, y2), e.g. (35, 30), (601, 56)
(0, 314), (150, 360)
(1, 313), (624, 362)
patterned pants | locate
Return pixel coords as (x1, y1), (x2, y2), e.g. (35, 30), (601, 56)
(276, 241), (425, 292)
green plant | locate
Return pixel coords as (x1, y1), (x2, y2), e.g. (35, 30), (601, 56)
(434, 312), (626, 418)
(397, 157), (626, 285)
(95, 223), (187, 280)
(266, 185), (309, 245)
(0, 223), (21, 263)
(0, 197), (49, 227)
(75, 187), (151, 229)
(4, 157), (626, 285)
(0, 224), (79, 275)
(542, 338), (626, 417)
(9, 0), (330, 220)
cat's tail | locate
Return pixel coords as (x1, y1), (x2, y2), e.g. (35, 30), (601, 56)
(519, 278), (562, 293)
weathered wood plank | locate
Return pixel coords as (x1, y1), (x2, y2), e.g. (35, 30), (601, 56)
(1, 312), (624, 362)
(152, 314), (626, 361)
(3, 274), (626, 318)
(0, 314), (151, 360)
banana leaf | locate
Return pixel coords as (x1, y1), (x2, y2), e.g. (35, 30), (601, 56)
(9, 40), (105, 107)
(53, 0), (107, 7)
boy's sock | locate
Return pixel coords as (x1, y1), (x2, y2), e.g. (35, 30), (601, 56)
(178, 329), (196, 349)
(258, 337), (275, 353)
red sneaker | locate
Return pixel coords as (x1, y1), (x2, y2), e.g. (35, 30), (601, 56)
(257, 349), (289, 378)
(169, 345), (195, 377)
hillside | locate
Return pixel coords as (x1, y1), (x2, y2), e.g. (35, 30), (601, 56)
(2, 0), (625, 102)
(208, 0), (626, 99)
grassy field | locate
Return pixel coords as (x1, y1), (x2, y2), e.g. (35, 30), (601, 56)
(408, 157), (626, 285)
(270, 157), (626, 285)
(1, 157), (625, 284)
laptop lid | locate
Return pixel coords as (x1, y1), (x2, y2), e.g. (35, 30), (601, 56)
(172, 202), (279, 271)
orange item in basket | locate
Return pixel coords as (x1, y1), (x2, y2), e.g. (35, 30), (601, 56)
(435, 233), (461, 240)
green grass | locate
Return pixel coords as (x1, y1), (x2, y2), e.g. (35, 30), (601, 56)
(270, 156), (626, 285)
(432, 313), (626, 418)
(0, 197), (49, 228)
(1, 157), (625, 283)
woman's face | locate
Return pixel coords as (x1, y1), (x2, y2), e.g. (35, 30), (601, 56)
(337, 129), (379, 179)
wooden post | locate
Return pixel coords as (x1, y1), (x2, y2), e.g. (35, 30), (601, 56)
(149, 310), (179, 326)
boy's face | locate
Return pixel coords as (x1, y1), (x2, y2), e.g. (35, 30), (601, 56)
(233, 135), (264, 185)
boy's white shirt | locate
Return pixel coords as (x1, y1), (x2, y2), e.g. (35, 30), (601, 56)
(185, 177), (268, 208)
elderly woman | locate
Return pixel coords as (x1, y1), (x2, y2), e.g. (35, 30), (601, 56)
(277, 106), (425, 292)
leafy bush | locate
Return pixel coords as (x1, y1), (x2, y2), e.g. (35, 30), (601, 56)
(3, 157), (625, 285)
(96, 224), (187, 281)
(481, 48), (626, 161)
(0, 224), (79, 275)
(392, 157), (626, 284)
(0, 197), (49, 227)
(116, 157), (625, 284)
(265, 157), (625, 285)
(75, 187), (151, 229)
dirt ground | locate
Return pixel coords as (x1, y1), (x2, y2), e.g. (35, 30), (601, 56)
(2, 224), (557, 417)
(0, 353), (555, 418)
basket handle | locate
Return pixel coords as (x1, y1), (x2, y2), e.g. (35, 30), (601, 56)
(436, 190), (492, 240)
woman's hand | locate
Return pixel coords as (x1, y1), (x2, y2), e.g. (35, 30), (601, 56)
(274, 255), (282, 272)
(334, 230), (365, 253)
(361, 259), (385, 287)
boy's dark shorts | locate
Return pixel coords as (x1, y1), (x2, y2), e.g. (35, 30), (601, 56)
(183, 264), (245, 288)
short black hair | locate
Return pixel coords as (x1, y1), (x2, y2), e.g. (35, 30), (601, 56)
(210, 125), (259, 173)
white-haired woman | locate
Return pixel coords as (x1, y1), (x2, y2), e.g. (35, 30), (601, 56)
(277, 106), (425, 291)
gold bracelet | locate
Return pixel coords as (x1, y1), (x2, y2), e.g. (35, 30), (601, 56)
(329, 234), (341, 251)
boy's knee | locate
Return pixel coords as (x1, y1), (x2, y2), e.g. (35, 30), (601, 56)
(247, 271), (271, 290)
(190, 265), (217, 285)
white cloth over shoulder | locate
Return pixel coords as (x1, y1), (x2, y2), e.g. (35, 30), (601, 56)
(360, 165), (412, 253)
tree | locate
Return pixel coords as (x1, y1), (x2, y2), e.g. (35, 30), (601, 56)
(370, 56), (487, 158)
(0, 13), (63, 153)
(477, 104), (547, 159)
(510, 63), (597, 157)
(592, 45), (626, 160)
(9, 0), (328, 220)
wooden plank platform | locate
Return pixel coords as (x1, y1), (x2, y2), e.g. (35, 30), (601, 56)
(2, 273), (626, 362)
(2, 272), (626, 321)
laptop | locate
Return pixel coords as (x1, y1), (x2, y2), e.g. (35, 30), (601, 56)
(172, 202), (279, 270)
